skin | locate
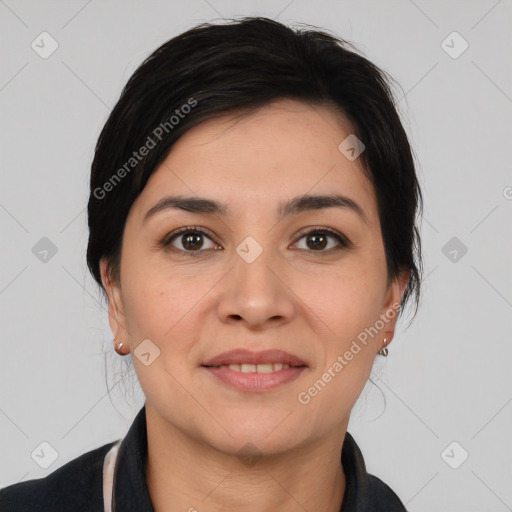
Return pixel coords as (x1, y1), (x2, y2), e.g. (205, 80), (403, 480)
(101, 98), (409, 512)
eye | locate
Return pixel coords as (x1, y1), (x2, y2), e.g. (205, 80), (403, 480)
(293, 227), (350, 252)
(160, 226), (221, 254)
(160, 226), (351, 255)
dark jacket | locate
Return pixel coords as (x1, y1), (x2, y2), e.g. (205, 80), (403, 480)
(0, 404), (407, 511)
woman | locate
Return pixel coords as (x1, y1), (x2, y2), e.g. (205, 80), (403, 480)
(0, 16), (422, 511)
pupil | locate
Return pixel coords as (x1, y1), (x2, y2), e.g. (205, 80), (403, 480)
(308, 234), (326, 250)
(183, 233), (202, 250)
(181, 233), (327, 251)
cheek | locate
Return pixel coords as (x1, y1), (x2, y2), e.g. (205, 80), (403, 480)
(301, 264), (385, 387)
(298, 275), (382, 416)
(123, 280), (180, 340)
(303, 262), (384, 331)
(121, 260), (215, 359)
(119, 249), (173, 339)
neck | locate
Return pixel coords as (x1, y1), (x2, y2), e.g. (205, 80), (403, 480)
(144, 406), (347, 512)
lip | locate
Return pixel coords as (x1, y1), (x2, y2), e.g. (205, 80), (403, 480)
(201, 349), (308, 393)
(201, 349), (308, 367)
(203, 365), (307, 392)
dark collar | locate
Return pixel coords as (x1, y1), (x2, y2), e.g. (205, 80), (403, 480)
(112, 405), (154, 511)
(111, 404), (398, 511)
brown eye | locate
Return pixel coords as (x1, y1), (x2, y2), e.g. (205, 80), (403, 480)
(294, 228), (349, 252)
(305, 233), (328, 250)
(160, 226), (349, 255)
(161, 227), (220, 254)
(180, 232), (205, 251)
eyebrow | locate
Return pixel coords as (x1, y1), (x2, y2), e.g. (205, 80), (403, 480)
(143, 193), (368, 225)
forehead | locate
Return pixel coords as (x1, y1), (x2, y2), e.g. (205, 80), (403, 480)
(133, 99), (378, 224)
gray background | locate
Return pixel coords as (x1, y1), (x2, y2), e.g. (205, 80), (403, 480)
(1, 1), (511, 510)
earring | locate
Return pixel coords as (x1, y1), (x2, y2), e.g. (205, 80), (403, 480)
(378, 338), (388, 357)
(114, 337), (128, 356)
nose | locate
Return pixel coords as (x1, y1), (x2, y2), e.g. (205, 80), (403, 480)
(216, 243), (296, 330)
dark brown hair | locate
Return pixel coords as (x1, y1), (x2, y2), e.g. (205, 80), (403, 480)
(87, 16), (423, 319)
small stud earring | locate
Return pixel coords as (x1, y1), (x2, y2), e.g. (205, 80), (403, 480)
(378, 338), (389, 357)
(114, 338), (128, 356)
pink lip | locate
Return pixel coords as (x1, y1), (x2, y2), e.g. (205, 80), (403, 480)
(201, 349), (308, 367)
(203, 365), (307, 392)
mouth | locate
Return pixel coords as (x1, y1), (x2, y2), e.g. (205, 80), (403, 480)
(201, 348), (308, 368)
(203, 362), (305, 372)
(201, 349), (308, 392)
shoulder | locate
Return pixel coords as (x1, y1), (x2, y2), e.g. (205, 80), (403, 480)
(365, 473), (408, 511)
(0, 440), (118, 512)
(341, 432), (408, 511)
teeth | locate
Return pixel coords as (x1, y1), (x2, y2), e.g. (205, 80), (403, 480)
(224, 363), (291, 372)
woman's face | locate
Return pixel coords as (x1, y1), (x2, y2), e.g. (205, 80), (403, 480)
(102, 98), (407, 456)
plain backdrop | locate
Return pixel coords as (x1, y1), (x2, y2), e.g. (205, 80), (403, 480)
(1, 1), (511, 511)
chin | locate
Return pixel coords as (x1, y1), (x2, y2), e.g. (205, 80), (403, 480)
(207, 431), (303, 461)
(203, 413), (308, 453)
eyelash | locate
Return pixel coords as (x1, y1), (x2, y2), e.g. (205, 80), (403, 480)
(159, 225), (351, 256)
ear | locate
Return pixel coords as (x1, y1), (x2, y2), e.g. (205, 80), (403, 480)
(379, 269), (410, 348)
(100, 258), (130, 349)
